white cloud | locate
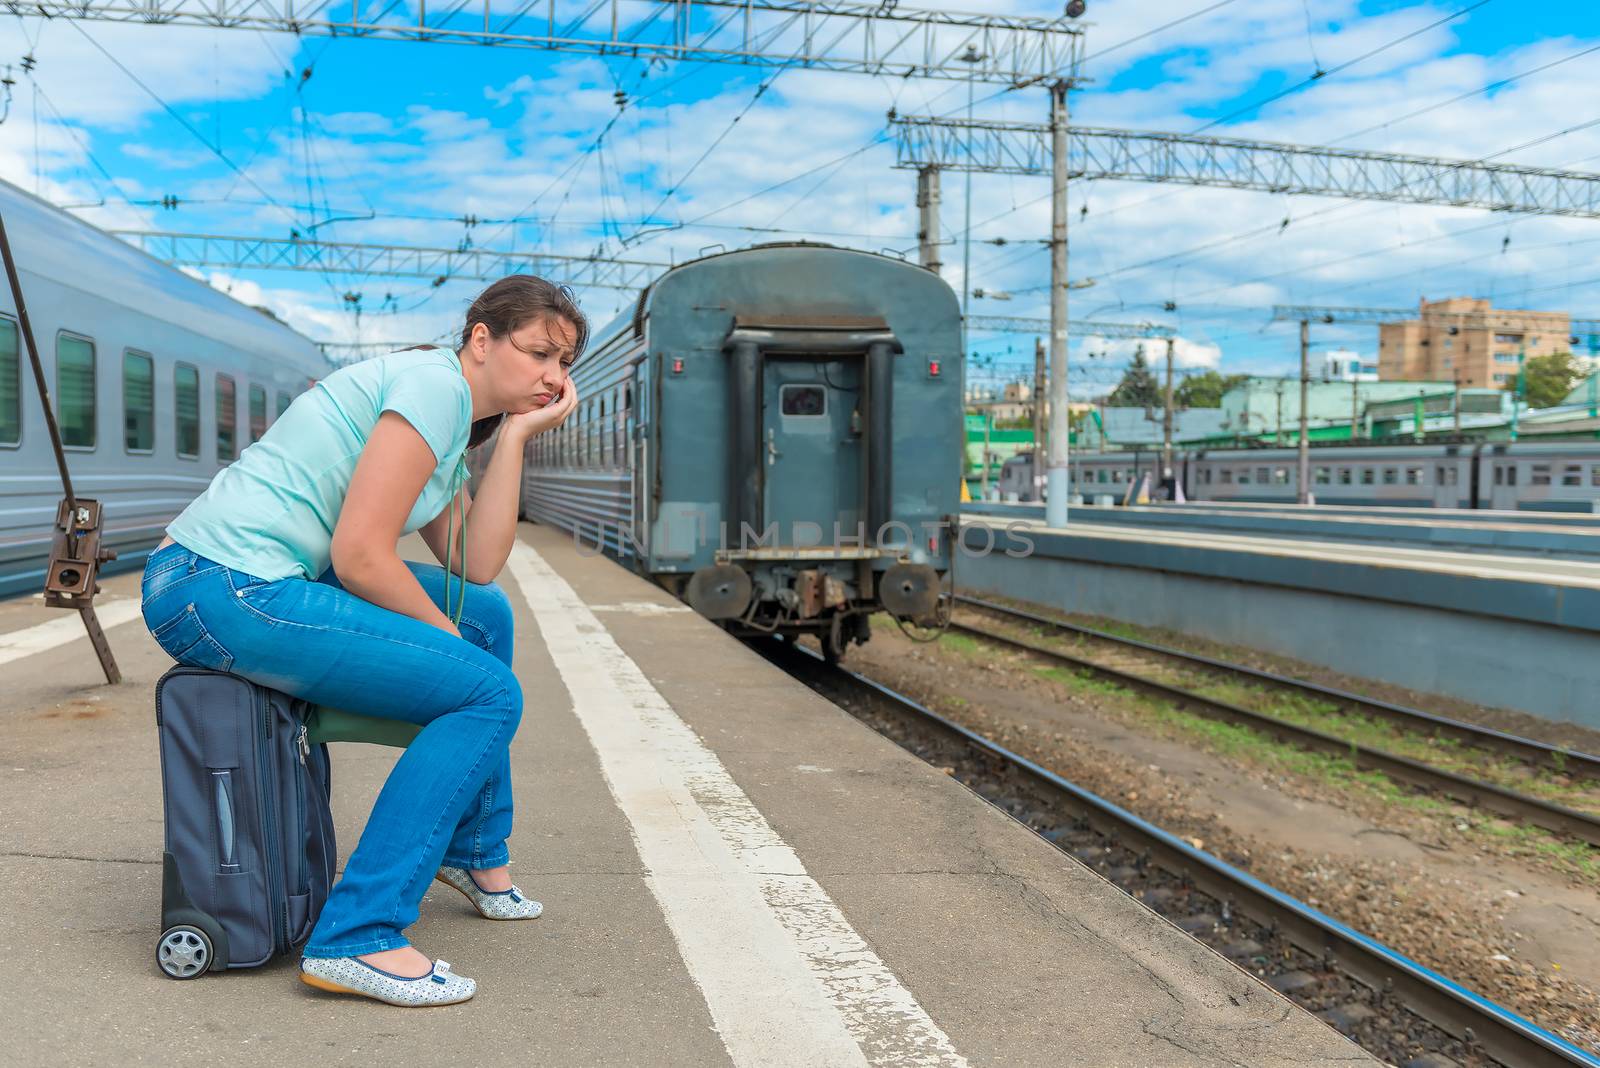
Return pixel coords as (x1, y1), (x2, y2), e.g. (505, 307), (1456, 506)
(0, 2), (1591, 379)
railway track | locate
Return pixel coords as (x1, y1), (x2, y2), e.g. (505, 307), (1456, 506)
(948, 595), (1600, 847)
(760, 638), (1600, 1068)
(957, 594), (1600, 781)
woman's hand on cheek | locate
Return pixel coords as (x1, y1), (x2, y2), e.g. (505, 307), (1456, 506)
(504, 378), (579, 441)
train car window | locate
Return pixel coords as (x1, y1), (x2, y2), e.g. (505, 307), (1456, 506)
(1530, 464), (1552, 486)
(599, 396), (608, 464)
(1405, 467), (1423, 485)
(1255, 466), (1269, 483)
(122, 350), (155, 453)
(1506, 465), (1517, 486)
(1360, 469), (1376, 485)
(277, 391), (291, 418)
(1219, 469), (1233, 484)
(1563, 465), (1582, 486)
(216, 373), (238, 461)
(780, 385), (827, 417)
(175, 363), (200, 458)
(0, 317), (18, 446)
(56, 333), (96, 449)
(1238, 468), (1251, 484)
(249, 384), (267, 443)
(1338, 468), (1353, 485)
(1314, 467), (1331, 484)
(1592, 466), (1600, 488)
(1096, 470), (1107, 484)
(1438, 466), (1458, 486)
(1382, 468), (1398, 485)
(1272, 467), (1288, 484)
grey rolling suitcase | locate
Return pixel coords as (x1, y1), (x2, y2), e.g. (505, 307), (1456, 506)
(154, 667), (336, 978)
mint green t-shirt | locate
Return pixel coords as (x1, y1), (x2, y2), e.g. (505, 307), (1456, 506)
(167, 346), (473, 581)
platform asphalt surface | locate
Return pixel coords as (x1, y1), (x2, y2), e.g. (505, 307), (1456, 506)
(1, 524), (1374, 1066)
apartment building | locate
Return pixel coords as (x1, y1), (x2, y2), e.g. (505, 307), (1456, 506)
(1377, 298), (1570, 388)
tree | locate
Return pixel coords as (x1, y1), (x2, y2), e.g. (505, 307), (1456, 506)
(1175, 370), (1250, 408)
(1507, 351), (1583, 409)
(1106, 347), (1161, 407)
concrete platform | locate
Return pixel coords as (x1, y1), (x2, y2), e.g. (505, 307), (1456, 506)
(1, 523), (1372, 1066)
(958, 517), (1600, 726)
(966, 499), (1600, 557)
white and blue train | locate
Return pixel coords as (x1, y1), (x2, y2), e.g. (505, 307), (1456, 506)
(998, 442), (1600, 512)
(0, 178), (328, 598)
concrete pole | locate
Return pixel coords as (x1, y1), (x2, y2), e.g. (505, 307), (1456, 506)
(1161, 336), (1175, 496)
(1274, 382), (1284, 446)
(1454, 370), (1462, 434)
(1033, 336), (1047, 484)
(1351, 379), (1360, 440)
(1297, 318), (1311, 504)
(1044, 79), (1071, 527)
(915, 166), (942, 275)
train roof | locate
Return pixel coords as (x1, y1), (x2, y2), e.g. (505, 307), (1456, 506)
(0, 177), (327, 374)
(588, 242), (949, 351)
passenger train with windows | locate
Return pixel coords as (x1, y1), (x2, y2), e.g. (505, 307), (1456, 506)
(0, 177), (328, 598)
(511, 242), (962, 660)
(997, 441), (1600, 512)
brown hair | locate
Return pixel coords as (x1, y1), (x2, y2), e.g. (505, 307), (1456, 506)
(458, 275), (590, 449)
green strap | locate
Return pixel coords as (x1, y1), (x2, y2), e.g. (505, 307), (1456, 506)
(443, 460), (468, 627)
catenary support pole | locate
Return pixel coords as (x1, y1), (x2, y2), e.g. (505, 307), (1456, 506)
(1298, 318), (1311, 504)
(1162, 336), (1175, 498)
(1045, 79), (1071, 527)
(916, 166), (942, 274)
(1033, 336), (1047, 495)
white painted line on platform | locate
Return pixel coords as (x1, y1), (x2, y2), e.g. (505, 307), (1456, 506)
(0, 598), (143, 667)
(587, 601), (692, 615)
(507, 541), (966, 1068)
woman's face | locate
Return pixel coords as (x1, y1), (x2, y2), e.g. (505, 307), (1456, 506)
(479, 315), (577, 415)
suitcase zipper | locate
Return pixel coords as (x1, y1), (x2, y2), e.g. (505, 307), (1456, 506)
(292, 725), (309, 896)
(257, 689), (288, 955)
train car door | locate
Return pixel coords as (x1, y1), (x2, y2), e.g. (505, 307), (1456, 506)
(628, 371), (645, 552)
(1433, 458), (1461, 508)
(761, 358), (861, 543)
(1489, 459), (1519, 510)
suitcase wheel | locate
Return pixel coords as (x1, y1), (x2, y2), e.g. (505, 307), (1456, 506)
(156, 925), (214, 979)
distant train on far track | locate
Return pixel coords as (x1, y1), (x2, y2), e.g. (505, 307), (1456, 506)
(997, 441), (1600, 512)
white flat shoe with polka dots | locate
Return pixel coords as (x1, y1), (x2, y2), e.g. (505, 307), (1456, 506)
(299, 956), (475, 1006)
(435, 865), (544, 920)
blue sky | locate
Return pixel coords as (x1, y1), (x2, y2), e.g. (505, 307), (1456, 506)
(0, 0), (1595, 394)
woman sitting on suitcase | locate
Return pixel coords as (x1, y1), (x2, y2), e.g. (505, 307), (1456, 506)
(140, 275), (583, 1006)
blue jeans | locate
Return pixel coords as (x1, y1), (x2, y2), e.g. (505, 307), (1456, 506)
(140, 541), (522, 958)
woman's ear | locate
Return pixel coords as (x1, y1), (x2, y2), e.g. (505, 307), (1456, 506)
(465, 322), (490, 363)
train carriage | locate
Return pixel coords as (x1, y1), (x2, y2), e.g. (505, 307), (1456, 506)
(1475, 442), (1600, 511)
(519, 242), (963, 659)
(1187, 445), (1474, 508)
(1, 178), (327, 598)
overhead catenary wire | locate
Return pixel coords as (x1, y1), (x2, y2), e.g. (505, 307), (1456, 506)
(1187, 0), (1497, 134)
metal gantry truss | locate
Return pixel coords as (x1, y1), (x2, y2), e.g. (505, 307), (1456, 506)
(968, 314), (1172, 340)
(113, 230), (669, 293)
(18, 0), (1084, 84)
(893, 116), (1600, 218)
